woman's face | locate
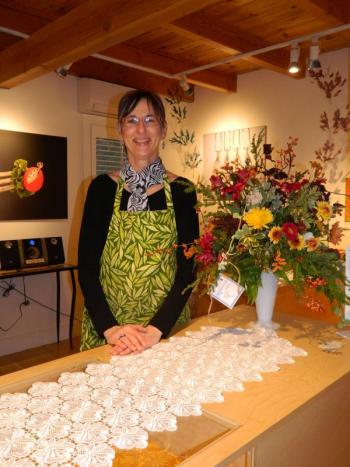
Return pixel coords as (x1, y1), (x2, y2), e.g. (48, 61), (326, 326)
(120, 99), (166, 165)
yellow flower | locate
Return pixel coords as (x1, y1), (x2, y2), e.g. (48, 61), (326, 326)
(288, 234), (305, 250)
(305, 237), (321, 252)
(243, 207), (273, 230)
(268, 226), (282, 244)
(316, 201), (331, 221)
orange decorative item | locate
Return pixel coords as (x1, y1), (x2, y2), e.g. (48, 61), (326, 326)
(23, 162), (44, 193)
(346, 178), (350, 222)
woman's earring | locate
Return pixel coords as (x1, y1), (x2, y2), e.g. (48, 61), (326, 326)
(161, 140), (165, 150)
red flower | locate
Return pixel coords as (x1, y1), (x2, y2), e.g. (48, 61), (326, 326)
(236, 169), (251, 182)
(279, 178), (309, 193)
(231, 182), (245, 200)
(196, 251), (215, 265)
(221, 181), (245, 201)
(210, 175), (222, 189)
(280, 182), (302, 193)
(198, 231), (214, 249)
(194, 230), (217, 266)
(282, 222), (299, 241)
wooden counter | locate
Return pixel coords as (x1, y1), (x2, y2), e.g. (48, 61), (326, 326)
(1, 305), (350, 467)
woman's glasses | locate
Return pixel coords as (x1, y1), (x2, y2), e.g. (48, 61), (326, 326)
(122, 115), (160, 128)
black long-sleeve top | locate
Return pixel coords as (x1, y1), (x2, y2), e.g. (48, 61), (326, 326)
(78, 174), (199, 338)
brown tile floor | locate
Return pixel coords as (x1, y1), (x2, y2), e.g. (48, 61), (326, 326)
(0, 336), (81, 376)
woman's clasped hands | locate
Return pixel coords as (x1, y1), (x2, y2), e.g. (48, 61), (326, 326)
(104, 324), (162, 355)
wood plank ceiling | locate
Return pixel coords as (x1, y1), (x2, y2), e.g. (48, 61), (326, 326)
(0, 0), (349, 97)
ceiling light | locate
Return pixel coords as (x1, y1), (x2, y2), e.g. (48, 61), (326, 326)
(288, 44), (300, 74)
(308, 39), (321, 72)
(179, 76), (194, 96)
(55, 63), (72, 78)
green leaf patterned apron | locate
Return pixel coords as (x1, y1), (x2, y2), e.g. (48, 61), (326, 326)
(80, 177), (190, 350)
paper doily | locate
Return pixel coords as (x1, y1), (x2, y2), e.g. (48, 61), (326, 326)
(0, 325), (307, 465)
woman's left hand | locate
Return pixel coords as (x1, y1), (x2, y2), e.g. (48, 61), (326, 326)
(110, 325), (162, 356)
(142, 325), (162, 348)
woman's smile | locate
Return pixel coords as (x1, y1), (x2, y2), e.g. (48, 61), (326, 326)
(121, 99), (167, 169)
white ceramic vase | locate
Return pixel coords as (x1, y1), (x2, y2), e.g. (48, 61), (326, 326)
(254, 271), (280, 329)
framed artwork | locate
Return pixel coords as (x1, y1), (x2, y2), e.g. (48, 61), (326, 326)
(0, 129), (67, 221)
(203, 125), (266, 180)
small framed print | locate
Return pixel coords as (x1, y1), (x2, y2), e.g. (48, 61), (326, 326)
(210, 273), (245, 309)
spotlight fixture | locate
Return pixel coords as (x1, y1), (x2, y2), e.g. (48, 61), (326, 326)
(288, 43), (300, 74)
(308, 39), (321, 72)
(55, 63), (72, 78)
(179, 76), (194, 96)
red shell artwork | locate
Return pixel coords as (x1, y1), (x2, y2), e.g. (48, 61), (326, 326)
(23, 162), (44, 193)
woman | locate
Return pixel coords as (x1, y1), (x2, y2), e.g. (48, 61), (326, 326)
(78, 89), (199, 355)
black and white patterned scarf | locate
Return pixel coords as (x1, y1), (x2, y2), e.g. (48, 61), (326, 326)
(120, 158), (166, 211)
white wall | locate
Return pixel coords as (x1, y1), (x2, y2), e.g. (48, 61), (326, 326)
(0, 74), (84, 355)
(0, 75), (135, 356)
(163, 48), (350, 249)
(79, 79), (131, 195)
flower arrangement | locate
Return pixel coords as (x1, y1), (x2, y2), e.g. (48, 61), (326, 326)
(185, 133), (349, 321)
(183, 65), (350, 325)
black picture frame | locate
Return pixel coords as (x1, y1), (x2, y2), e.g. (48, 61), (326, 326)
(0, 129), (67, 221)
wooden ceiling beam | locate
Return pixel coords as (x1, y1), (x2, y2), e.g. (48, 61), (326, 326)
(293, 0), (350, 24)
(70, 56), (194, 101)
(101, 44), (236, 92)
(170, 12), (301, 77)
(165, 23), (239, 55)
(0, 6), (46, 33)
(292, 0), (350, 40)
(0, 0), (220, 89)
(0, 33), (20, 52)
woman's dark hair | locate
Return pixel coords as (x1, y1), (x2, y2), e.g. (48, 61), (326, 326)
(118, 89), (166, 129)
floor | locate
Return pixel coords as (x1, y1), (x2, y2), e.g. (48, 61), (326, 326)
(0, 336), (81, 376)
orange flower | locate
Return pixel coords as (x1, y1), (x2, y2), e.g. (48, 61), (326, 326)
(305, 237), (321, 251)
(182, 244), (196, 259)
(288, 234), (305, 250)
(306, 277), (327, 288)
(272, 251), (287, 272)
(268, 226), (283, 244)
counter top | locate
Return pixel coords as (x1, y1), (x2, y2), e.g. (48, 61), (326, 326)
(1, 305), (350, 466)
(177, 306), (350, 466)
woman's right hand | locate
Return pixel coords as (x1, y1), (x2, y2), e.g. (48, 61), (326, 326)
(104, 324), (147, 354)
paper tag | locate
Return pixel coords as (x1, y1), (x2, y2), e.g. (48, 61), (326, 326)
(210, 273), (245, 309)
